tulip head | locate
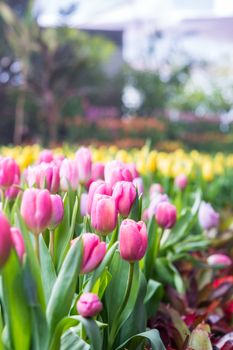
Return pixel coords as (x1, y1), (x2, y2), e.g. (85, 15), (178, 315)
(91, 162), (105, 181)
(198, 201), (219, 230)
(77, 293), (102, 318)
(155, 202), (177, 229)
(48, 194), (64, 230)
(147, 194), (169, 219)
(60, 159), (79, 191)
(112, 181), (136, 217)
(0, 157), (20, 189)
(175, 174), (188, 190)
(119, 219), (148, 262)
(104, 161), (133, 188)
(91, 194), (117, 235)
(207, 254), (231, 268)
(87, 180), (112, 215)
(0, 212), (12, 267)
(38, 149), (54, 163)
(150, 183), (164, 199)
(71, 233), (106, 274)
(20, 189), (52, 234)
(10, 227), (25, 262)
(75, 147), (92, 185)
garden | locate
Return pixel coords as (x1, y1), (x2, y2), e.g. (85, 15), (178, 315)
(0, 145), (232, 349)
(1, 1), (233, 349)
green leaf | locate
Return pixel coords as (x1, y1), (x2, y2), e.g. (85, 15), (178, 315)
(53, 193), (70, 270)
(49, 317), (78, 350)
(61, 328), (90, 350)
(72, 316), (102, 350)
(15, 210), (46, 310)
(144, 217), (157, 279)
(1, 251), (31, 350)
(46, 238), (83, 335)
(129, 192), (142, 221)
(116, 329), (166, 350)
(84, 242), (118, 292)
(118, 272), (147, 345)
(144, 279), (163, 318)
(39, 235), (56, 304)
(106, 254), (140, 347)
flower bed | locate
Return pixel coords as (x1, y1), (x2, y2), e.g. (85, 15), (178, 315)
(0, 145), (232, 349)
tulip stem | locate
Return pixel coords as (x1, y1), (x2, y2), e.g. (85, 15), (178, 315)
(49, 230), (54, 259)
(108, 262), (134, 349)
(154, 228), (163, 260)
(35, 234), (40, 264)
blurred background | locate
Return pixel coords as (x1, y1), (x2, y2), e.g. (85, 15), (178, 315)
(1, 0), (233, 151)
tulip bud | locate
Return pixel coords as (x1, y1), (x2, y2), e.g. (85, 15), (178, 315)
(147, 194), (169, 219)
(0, 157), (20, 189)
(207, 254), (231, 267)
(91, 194), (117, 235)
(28, 164), (60, 193)
(71, 233), (106, 274)
(38, 149), (54, 163)
(119, 219), (148, 262)
(48, 194), (64, 230)
(77, 293), (102, 318)
(133, 177), (144, 196)
(91, 163), (105, 181)
(87, 180), (112, 215)
(59, 159), (79, 191)
(104, 161), (133, 188)
(155, 202), (177, 229)
(175, 174), (188, 190)
(75, 147), (92, 185)
(20, 189), (52, 234)
(112, 181), (136, 217)
(0, 212), (12, 267)
(198, 202), (219, 230)
(10, 227), (25, 262)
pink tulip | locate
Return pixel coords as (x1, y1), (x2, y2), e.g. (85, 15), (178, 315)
(75, 147), (92, 185)
(133, 177), (144, 196)
(104, 161), (133, 188)
(77, 293), (102, 317)
(10, 227), (25, 262)
(147, 194), (169, 219)
(48, 194), (64, 229)
(112, 181), (136, 217)
(91, 162), (105, 181)
(175, 174), (188, 190)
(0, 212), (12, 267)
(87, 180), (112, 215)
(155, 202), (177, 229)
(91, 194), (117, 235)
(207, 254), (232, 267)
(150, 183), (164, 199)
(127, 163), (139, 179)
(59, 159), (79, 191)
(71, 233), (106, 273)
(38, 149), (54, 163)
(119, 219), (148, 262)
(28, 164), (60, 193)
(0, 157), (20, 189)
(198, 202), (219, 230)
(5, 173), (21, 200)
(20, 189), (52, 234)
